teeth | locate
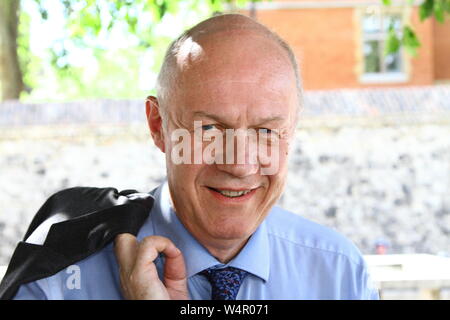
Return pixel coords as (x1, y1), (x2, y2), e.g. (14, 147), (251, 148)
(218, 189), (251, 197)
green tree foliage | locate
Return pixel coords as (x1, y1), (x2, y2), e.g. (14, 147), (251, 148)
(5, 0), (449, 101)
(11, 0), (262, 101)
(384, 0), (450, 56)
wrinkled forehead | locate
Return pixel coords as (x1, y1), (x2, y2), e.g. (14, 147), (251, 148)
(174, 29), (296, 95)
(165, 35), (297, 128)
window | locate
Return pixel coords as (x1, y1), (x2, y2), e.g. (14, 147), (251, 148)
(360, 10), (407, 83)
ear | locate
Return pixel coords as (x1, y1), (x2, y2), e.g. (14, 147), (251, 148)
(145, 96), (165, 153)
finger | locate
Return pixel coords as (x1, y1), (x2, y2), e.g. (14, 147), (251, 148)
(164, 245), (186, 282)
(134, 236), (178, 275)
(114, 233), (138, 275)
(163, 246), (188, 299)
(137, 236), (187, 298)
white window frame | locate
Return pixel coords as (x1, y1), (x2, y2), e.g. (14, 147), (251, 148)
(359, 8), (409, 84)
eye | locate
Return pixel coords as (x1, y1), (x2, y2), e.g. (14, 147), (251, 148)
(259, 128), (277, 137)
(258, 128), (280, 143)
(259, 128), (273, 134)
(202, 124), (217, 131)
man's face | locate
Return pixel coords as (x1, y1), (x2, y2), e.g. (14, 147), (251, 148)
(152, 31), (298, 249)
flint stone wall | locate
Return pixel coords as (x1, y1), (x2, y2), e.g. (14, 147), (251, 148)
(0, 86), (449, 265)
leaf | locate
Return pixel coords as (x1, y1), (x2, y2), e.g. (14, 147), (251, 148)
(402, 26), (421, 56)
(164, 0), (180, 15)
(39, 8), (48, 20)
(385, 27), (400, 54)
(434, 0), (445, 23)
(382, 0), (392, 6)
(125, 13), (138, 34)
(209, 0), (224, 12)
(445, 0), (450, 13)
(33, 0), (49, 19)
(61, 0), (74, 17)
(419, 0), (434, 21)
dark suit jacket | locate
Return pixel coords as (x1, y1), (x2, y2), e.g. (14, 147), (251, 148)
(0, 186), (154, 300)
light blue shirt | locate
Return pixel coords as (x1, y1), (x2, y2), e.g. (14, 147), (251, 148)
(13, 181), (379, 300)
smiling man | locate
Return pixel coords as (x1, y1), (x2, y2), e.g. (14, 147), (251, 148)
(10, 13), (379, 300)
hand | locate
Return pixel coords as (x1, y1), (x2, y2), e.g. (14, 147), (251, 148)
(114, 234), (189, 300)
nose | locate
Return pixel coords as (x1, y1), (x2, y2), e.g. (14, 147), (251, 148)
(215, 162), (259, 178)
(215, 131), (259, 178)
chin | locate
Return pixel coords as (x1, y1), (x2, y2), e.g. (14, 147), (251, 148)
(207, 217), (257, 240)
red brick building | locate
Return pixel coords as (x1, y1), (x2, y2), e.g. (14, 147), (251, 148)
(240, 0), (450, 90)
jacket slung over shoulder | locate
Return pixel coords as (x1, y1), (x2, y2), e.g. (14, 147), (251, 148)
(0, 186), (155, 300)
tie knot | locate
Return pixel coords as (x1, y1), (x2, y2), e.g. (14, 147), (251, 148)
(200, 266), (249, 300)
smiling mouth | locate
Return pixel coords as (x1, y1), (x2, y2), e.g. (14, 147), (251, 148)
(207, 187), (254, 198)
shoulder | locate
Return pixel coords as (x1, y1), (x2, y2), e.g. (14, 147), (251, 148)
(13, 242), (121, 300)
(8, 187), (154, 300)
(265, 206), (366, 267)
(25, 186), (152, 243)
(24, 186), (121, 241)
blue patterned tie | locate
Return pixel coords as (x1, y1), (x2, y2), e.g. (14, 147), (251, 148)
(200, 266), (249, 300)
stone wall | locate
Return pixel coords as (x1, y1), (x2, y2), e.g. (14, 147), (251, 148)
(1, 86), (449, 265)
(1, 121), (449, 265)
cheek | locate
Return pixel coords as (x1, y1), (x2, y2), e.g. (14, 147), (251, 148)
(260, 141), (290, 176)
(167, 163), (211, 209)
(167, 165), (204, 218)
(265, 158), (289, 200)
(267, 172), (286, 195)
(168, 163), (198, 185)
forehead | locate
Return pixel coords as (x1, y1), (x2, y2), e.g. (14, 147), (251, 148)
(172, 75), (297, 127)
(176, 79), (296, 120)
(170, 31), (298, 122)
(177, 29), (294, 83)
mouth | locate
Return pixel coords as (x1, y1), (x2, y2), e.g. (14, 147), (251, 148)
(206, 186), (258, 202)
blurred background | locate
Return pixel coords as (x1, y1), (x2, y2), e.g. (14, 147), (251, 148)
(0, 0), (449, 299)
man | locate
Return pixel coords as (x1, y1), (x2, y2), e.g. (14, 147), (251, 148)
(12, 13), (379, 300)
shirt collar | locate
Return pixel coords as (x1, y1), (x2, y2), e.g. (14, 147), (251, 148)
(149, 181), (270, 282)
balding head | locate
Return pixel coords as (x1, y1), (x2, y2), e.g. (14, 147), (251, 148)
(155, 14), (302, 120)
(146, 15), (301, 251)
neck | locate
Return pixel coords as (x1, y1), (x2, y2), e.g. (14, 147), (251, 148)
(201, 237), (250, 264)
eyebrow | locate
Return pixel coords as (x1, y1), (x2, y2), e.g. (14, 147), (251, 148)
(192, 111), (286, 127)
